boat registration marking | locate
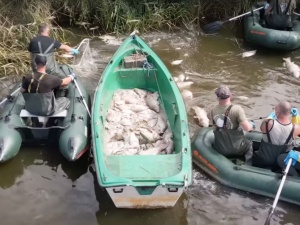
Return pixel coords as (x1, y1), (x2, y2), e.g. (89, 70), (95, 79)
(193, 150), (219, 174)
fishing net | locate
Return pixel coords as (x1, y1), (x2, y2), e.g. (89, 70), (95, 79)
(71, 38), (97, 77)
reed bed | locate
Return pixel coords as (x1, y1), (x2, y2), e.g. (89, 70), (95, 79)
(0, 0), (256, 77)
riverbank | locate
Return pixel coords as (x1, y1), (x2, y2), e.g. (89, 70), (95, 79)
(0, 0), (255, 76)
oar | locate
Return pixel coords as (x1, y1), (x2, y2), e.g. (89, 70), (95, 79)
(0, 87), (21, 106)
(264, 158), (292, 225)
(203, 6), (264, 34)
(72, 78), (91, 117)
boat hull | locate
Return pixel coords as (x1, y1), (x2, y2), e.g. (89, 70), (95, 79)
(244, 7), (300, 50)
(191, 127), (300, 205)
(92, 35), (192, 208)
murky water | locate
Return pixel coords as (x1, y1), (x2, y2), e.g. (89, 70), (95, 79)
(1, 25), (300, 225)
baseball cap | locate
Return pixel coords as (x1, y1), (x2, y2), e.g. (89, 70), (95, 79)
(215, 85), (231, 99)
(35, 54), (47, 66)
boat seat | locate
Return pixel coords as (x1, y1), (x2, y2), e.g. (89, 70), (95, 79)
(20, 109), (67, 118)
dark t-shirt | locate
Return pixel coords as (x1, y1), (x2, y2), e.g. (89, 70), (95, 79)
(22, 72), (62, 93)
(28, 35), (61, 54)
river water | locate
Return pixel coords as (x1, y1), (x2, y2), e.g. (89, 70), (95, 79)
(1, 25), (300, 225)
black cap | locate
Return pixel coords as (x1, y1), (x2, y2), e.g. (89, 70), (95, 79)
(35, 54), (47, 66)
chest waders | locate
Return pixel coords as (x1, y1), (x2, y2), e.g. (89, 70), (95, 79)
(253, 119), (294, 168)
(212, 105), (252, 157)
(31, 41), (65, 79)
(265, 0), (293, 29)
(23, 73), (71, 117)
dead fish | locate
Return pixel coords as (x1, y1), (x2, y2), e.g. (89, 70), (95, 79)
(120, 118), (132, 126)
(181, 90), (193, 101)
(130, 30), (139, 36)
(76, 22), (90, 26)
(171, 60), (183, 65)
(60, 54), (74, 58)
(127, 132), (140, 148)
(156, 116), (168, 134)
(146, 92), (160, 113)
(176, 81), (194, 90)
(139, 147), (162, 155)
(173, 77), (179, 82)
(183, 53), (189, 57)
(133, 88), (147, 98)
(138, 128), (160, 143)
(175, 47), (182, 50)
(235, 96), (249, 101)
(128, 104), (148, 112)
(89, 26), (99, 30)
(99, 35), (116, 41)
(178, 74), (186, 82)
(192, 106), (209, 127)
(283, 57), (300, 78)
(241, 50), (257, 58)
(106, 110), (121, 123)
(105, 39), (122, 46)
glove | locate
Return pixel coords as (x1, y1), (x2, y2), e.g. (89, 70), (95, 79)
(291, 108), (299, 117)
(68, 72), (77, 81)
(70, 48), (79, 55)
(267, 111), (276, 120)
(284, 150), (300, 166)
(249, 120), (256, 129)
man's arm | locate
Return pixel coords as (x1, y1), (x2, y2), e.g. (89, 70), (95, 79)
(235, 105), (253, 131)
(240, 120), (253, 132)
(61, 76), (73, 86)
(59, 44), (73, 52)
(265, 0), (274, 14)
(293, 124), (300, 138)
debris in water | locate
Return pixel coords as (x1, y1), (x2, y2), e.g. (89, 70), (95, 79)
(76, 22), (90, 26)
(283, 57), (300, 78)
(183, 53), (189, 57)
(175, 47), (181, 50)
(89, 26), (99, 30)
(171, 60), (183, 65)
(241, 50), (257, 58)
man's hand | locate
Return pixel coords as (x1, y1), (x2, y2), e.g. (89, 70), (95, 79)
(249, 120), (256, 129)
(68, 72), (77, 81)
(284, 150), (300, 166)
(71, 48), (79, 55)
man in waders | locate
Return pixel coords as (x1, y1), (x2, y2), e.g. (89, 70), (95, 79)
(254, 101), (300, 171)
(28, 23), (79, 78)
(264, 0), (296, 30)
(21, 54), (76, 126)
(208, 85), (255, 165)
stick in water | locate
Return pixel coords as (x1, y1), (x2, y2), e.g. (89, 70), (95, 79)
(264, 158), (293, 225)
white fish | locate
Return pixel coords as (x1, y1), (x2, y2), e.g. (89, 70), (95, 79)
(242, 50), (257, 58)
(147, 118), (158, 127)
(175, 47), (181, 50)
(235, 96), (249, 101)
(126, 132), (139, 148)
(120, 118), (132, 126)
(283, 57), (300, 78)
(133, 88), (147, 98)
(105, 39), (122, 46)
(183, 53), (189, 57)
(156, 116), (168, 134)
(163, 130), (174, 154)
(178, 74), (186, 82)
(99, 35), (116, 41)
(176, 81), (193, 90)
(139, 147), (162, 155)
(192, 106), (209, 127)
(89, 26), (99, 30)
(171, 60), (183, 65)
(121, 95), (140, 104)
(173, 77), (179, 82)
(181, 90), (193, 101)
(128, 104), (148, 112)
(130, 30), (139, 36)
(138, 128), (160, 143)
(76, 22), (90, 26)
(106, 110), (121, 123)
(146, 92), (160, 113)
(60, 54), (74, 58)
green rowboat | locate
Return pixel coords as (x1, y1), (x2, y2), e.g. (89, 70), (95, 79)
(192, 127), (300, 205)
(92, 34), (192, 208)
(244, 7), (300, 50)
(0, 65), (91, 163)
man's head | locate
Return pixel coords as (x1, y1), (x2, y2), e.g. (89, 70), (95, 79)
(35, 54), (47, 68)
(215, 85), (231, 100)
(275, 101), (291, 118)
(38, 23), (50, 36)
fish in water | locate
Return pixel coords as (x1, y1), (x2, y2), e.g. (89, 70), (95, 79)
(178, 74), (186, 82)
(234, 96), (249, 101)
(171, 60), (183, 65)
(76, 22), (90, 26)
(130, 30), (139, 36)
(181, 90), (193, 101)
(176, 81), (194, 91)
(283, 57), (300, 78)
(191, 106), (209, 127)
(242, 50), (257, 58)
(89, 26), (99, 30)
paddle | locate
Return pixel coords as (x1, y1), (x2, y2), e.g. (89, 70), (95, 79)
(73, 78), (91, 117)
(203, 6), (264, 34)
(264, 158), (292, 225)
(0, 87), (21, 107)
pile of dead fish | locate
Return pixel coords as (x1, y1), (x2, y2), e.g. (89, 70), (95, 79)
(104, 89), (174, 155)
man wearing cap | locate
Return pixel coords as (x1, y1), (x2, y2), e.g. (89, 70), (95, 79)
(209, 85), (254, 165)
(21, 54), (76, 123)
(28, 23), (79, 78)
